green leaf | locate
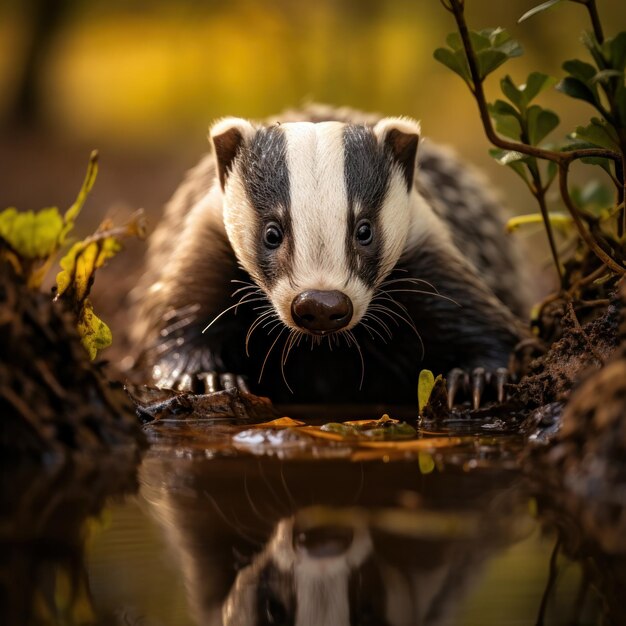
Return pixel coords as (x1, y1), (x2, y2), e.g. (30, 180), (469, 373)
(489, 149), (533, 185)
(556, 77), (598, 107)
(522, 72), (557, 104)
(489, 101), (523, 140)
(77, 299), (112, 360)
(501, 73), (557, 112)
(580, 155), (614, 177)
(562, 59), (596, 83)
(572, 118), (620, 151)
(518, 0), (563, 23)
(418, 369), (435, 412)
(609, 31), (626, 72)
(490, 99), (519, 117)
(433, 47), (471, 83)
(570, 180), (614, 219)
(477, 49), (508, 80)
(447, 31), (491, 53)
(0, 206), (64, 259)
(501, 75), (523, 108)
(527, 105), (559, 145)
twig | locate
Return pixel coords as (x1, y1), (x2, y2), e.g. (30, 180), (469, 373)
(443, 1), (621, 166)
(559, 163), (626, 274)
(443, 0), (626, 277)
(572, 0), (604, 44)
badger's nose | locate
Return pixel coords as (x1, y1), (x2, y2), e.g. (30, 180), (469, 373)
(291, 290), (353, 333)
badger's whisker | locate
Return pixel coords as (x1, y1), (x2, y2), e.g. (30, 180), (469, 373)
(383, 288), (460, 306)
(360, 319), (388, 343)
(245, 309), (277, 356)
(368, 304), (401, 327)
(362, 311), (394, 338)
(258, 326), (286, 384)
(203, 295), (269, 333)
(372, 296), (425, 359)
(380, 276), (441, 293)
(346, 329), (365, 390)
(231, 284), (263, 298)
(279, 330), (298, 393)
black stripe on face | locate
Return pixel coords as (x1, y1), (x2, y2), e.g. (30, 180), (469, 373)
(343, 125), (391, 288)
(240, 125), (292, 287)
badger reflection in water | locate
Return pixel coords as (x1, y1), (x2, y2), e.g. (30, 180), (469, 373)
(140, 455), (532, 626)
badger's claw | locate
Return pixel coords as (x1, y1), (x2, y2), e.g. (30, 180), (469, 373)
(447, 368), (469, 409)
(447, 366), (512, 409)
(471, 367), (486, 410)
(174, 372), (250, 394)
(495, 367), (509, 403)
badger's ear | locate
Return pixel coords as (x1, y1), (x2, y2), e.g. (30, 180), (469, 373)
(373, 117), (420, 190)
(209, 117), (256, 190)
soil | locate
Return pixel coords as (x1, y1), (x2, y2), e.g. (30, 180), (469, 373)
(0, 261), (145, 458)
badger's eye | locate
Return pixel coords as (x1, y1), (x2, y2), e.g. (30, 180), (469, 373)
(264, 223), (283, 249)
(355, 220), (373, 246)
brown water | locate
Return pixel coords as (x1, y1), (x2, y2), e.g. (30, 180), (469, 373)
(1, 409), (617, 625)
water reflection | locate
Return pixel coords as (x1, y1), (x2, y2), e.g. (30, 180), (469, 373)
(4, 422), (624, 624)
(140, 452), (532, 626)
(0, 452), (139, 626)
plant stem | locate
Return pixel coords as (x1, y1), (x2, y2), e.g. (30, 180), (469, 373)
(444, 0), (625, 276)
(573, 0), (604, 44)
(444, 1), (620, 166)
(559, 162), (626, 274)
(534, 177), (564, 285)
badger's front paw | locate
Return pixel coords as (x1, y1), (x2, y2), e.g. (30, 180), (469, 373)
(174, 371), (251, 394)
(446, 367), (512, 410)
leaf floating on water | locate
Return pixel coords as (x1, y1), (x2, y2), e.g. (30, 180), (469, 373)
(319, 414), (417, 441)
(253, 416), (305, 429)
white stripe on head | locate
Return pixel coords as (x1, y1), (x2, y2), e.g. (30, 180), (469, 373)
(285, 121), (349, 287)
(269, 122), (373, 328)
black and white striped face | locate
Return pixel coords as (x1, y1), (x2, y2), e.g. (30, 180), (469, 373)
(210, 116), (420, 335)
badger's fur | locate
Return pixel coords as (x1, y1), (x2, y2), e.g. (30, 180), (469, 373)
(131, 105), (531, 404)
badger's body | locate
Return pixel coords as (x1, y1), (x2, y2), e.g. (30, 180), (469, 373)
(131, 106), (530, 404)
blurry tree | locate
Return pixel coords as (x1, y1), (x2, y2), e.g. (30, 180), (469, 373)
(8, 0), (74, 129)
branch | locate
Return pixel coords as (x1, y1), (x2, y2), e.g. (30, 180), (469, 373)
(443, 0), (625, 277)
(558, 162), (626, 274)
(444, 0), (620, 167)
(572, 0), (604, 44)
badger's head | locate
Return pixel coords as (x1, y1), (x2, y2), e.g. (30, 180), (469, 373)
(210, 117), (419, 336)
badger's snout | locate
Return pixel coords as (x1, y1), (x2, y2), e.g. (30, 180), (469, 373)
(291, 290), (353, 334)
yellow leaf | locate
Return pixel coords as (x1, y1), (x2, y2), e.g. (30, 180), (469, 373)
(253, 417), (306, 428)
(77, 299), (112, 359)
(60, 150), (99, 243)
(505, 212), (572, 233)
(418, 369), (435, 412)
(0, 206), (64, 259)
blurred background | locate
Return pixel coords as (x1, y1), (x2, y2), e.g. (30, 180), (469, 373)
(0, 0), (624, 354)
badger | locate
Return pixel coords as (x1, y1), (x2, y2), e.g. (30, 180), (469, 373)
(130, 105), (531, 405)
